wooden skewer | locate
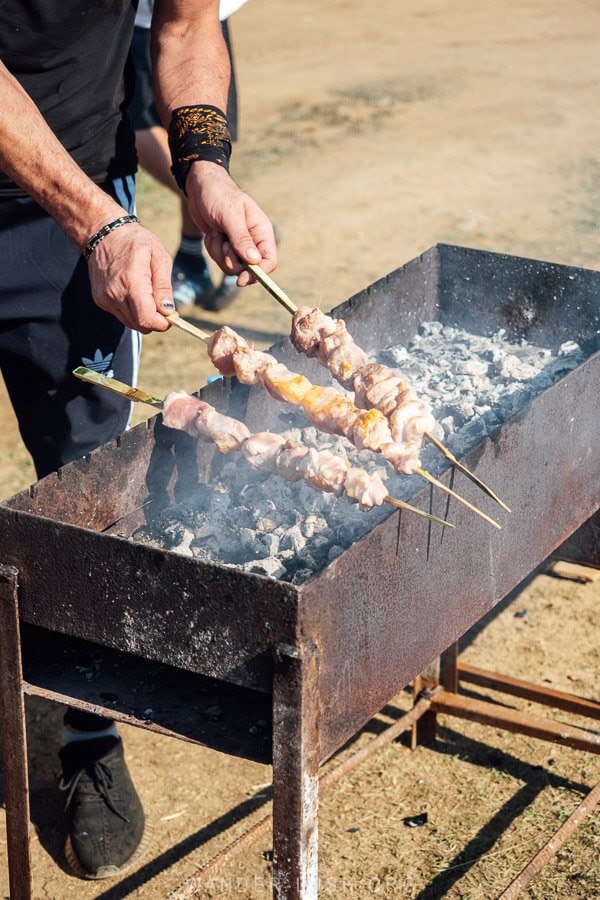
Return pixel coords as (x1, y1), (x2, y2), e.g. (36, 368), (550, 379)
(246, 263), (298, 314)
(245, 262), (509, 514)
(166, 312), (211, 344)
(73, 367), (164, 408)
(424, 431), (511, 512)
(384, 495), (454, 529)
(413, 467), (501, 529)
(72, 367), (454, 528)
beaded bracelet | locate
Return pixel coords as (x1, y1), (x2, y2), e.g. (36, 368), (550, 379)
(168, 104), (232, 194)
(83, 214), (140, 261)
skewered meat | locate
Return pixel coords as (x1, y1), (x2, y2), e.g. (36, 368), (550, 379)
(207, 326), (420, 472)
(291, 307), (437, 446)
(209, 325), (250, 378)
(291, 307), (368, 390)
(162, 391), (390, 510)
(163, 391), (250, 453)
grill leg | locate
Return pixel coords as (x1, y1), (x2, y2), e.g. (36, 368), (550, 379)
(0, 566), (33, 900)
(272, 641), (320, 900)
(411, 643), (459, 748)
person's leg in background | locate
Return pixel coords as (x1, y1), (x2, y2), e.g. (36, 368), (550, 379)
(0, 178), (149, 879)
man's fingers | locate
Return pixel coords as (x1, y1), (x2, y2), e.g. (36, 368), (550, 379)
(150, 249), (177, 327)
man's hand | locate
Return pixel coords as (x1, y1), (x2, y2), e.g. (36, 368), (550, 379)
(87, 224), (176, 333)
(185, 162), (278, 287)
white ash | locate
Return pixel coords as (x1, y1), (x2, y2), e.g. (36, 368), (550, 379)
(132, 324), (588, 582)
(379, 324), (586, 455)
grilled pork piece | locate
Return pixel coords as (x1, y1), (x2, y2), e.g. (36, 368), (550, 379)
(291, 307), (368, 390)
(344, 466), (389, 508)
(290, 307), (436, 450)
(354, 363), (436, 444)
(161, 392), (389, 510)
(163, 391), (250, 453)
(209, 325), (250, 377)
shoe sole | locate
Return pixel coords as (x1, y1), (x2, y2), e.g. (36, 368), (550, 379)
(64, 819), (154, 880)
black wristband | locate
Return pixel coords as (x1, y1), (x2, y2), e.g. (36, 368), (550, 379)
(168, 104), (232, 194)
(83, 215), (140, 261)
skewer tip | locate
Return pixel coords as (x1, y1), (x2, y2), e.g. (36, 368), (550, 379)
(424, 431), (511, 513)
(384, 495), (455, 528)
(414, 467), (501, 530)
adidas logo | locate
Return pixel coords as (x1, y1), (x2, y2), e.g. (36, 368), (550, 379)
(81, 349), (114, 377)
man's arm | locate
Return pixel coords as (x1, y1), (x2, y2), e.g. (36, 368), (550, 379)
(0, 60), (173, 333)
(151, 0), (277, 283)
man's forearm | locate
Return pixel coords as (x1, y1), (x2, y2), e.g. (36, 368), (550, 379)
(150, 0), (230, 126)
(0, 61), (127, 249)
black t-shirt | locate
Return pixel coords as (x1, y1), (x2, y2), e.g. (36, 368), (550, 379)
(0, 0), (138, 197)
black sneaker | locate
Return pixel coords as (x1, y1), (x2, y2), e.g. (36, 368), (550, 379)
(59, 737), (151, 879)
(202, 273), (241, 312)
(171, 250), (214, 309)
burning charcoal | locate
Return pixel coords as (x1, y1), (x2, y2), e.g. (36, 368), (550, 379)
(191, 544), (216, 563)
(196, 522), (223, 541)
(530, 372), (553, 391)
(302, 513), (328, 538)
(495, 354), (540, 381)
(206, 491), (233, 514)
(170, 527), (195, 557)
(549, 355), (582, 377)
(161, 522), (192, 550)
(256, 516), (277, 533)
(381, 345), (409, 365)
(131, 525), (163, 546)
(290, 567), (314, 584)
(441, 325), (460, 340)
(559, 340), (581, 356)
(454, 400), (475, 420)
(454, 359), (489, 377)
(279, 525), (307, 554)
(255, 532), (280, 557)
(244, 557), (287, 579)
(440, 416), (455, 434)
(195, 535), (222, 557)
(252, 498), (279, 518)
(461, 419), (488, 442)
(419, 321), (443, 336)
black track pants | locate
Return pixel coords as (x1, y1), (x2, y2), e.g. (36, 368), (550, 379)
(0, 177), (141, 480)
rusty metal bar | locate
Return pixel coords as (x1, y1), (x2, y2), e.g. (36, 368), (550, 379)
(498, 780), (600, 900)
(169, 695), (434, 898)
(271, 641), (321, 899)
(431, 690), (600, 753)
(441, 644), (459, 693)
(167, 813), (273, 899)
(458, 663), (600, 720)
(0, 565), (33, 900)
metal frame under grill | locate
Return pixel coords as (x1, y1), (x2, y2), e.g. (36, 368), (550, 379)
(1, 243), (600, 897)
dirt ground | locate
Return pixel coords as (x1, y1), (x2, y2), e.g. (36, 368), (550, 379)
(1, 0), (599, 897)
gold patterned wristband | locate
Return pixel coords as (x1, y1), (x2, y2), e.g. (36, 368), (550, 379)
(168, 104), (232, 194)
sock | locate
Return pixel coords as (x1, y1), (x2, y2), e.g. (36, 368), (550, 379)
(177, 235), (205, 258)
(62, 723), (119, 746)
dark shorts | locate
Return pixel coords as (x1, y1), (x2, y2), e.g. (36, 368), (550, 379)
(129, 22), (239, 141)
(0, 176), (142, 481)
